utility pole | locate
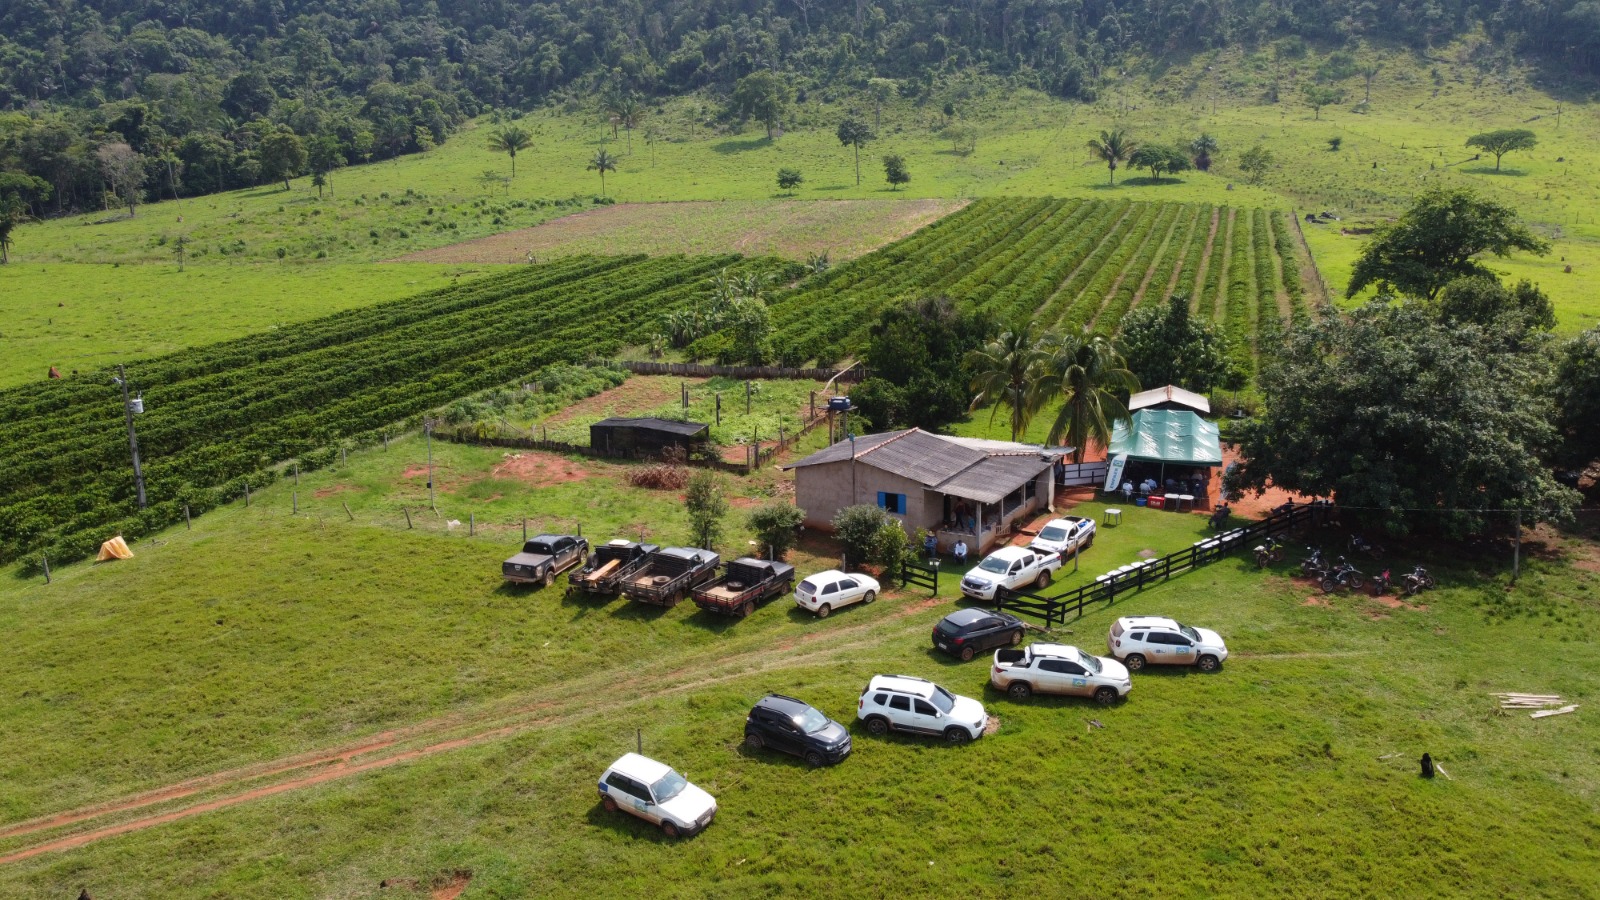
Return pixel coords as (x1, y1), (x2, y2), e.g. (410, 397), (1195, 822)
(115, 364), (147, 509)
(425, 418), (437, 511)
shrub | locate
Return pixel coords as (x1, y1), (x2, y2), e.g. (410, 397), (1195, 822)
(747, 501), (805, 560)
(832, 504), (895, 570)
(685, 471), (728, 550)
(628, 462), (690, 490)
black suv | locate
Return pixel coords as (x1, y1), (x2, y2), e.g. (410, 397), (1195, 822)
(743, 694), (852, 767)
(932, 608), (1026, 661)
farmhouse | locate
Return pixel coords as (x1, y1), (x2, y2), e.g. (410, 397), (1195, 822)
(783, 429), (1071, 554)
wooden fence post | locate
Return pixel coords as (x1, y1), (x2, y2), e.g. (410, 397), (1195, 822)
(184, 503), (191, 529)
(342, 501), (354, 521)
(294, 461), (299, 486)
(341, 447), (347, 467)
(244, 482), (250, 506)
(383, 432), (389, 451)
(522, 517), (527, 541)
(469, 513), (475, 536)
(41, 553), (50, 584)
(403, 507), (413, 529)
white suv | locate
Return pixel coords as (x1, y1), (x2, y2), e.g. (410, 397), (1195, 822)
(1107, 616), (1229, 673)
(597, 753), (717, 838)
(856, 675), (988, 744)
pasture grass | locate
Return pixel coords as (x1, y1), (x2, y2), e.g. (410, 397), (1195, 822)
(0, 261), (482, 389)
(1, 435), (1597, 897)
(526, 375), (830, 447)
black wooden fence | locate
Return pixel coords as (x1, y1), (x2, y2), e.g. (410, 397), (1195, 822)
(996, 502), (1334, 626)
(902, 558), (941, 594)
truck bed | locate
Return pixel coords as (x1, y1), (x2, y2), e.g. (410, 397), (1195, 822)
(690, 560), (795, 617)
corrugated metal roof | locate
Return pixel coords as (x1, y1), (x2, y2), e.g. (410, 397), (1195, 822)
(781, 429), (907, 469)
(591, 417), (709, 436)
(1128, 385), (1211, 414)
(856, 429), (987, 487)
(940, 436), (1075, 458)
(935, 454), (1054, 504)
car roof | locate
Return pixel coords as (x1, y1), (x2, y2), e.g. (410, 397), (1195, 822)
(608, 752), (671, 782)
(984, 546), (1031, 561)
(1042, 518), (1079, 529)
(1029, 643), (1086, 658)
(801, 569), (845, 582)
(866, 674), (937, 698)
(755, 694), (813, 716)
(942, 607), (998, 627)
(1116, 615), (1181, 629)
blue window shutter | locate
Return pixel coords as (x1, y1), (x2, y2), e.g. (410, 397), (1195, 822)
(877, 491), (887, 509)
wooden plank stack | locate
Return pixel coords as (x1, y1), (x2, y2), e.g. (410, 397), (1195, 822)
(1491, 692), (1579, 719)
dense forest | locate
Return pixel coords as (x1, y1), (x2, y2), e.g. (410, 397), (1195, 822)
(2, 0), (1599, 217)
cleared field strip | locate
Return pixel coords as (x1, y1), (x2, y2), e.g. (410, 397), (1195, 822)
(392, 198), (969, 264)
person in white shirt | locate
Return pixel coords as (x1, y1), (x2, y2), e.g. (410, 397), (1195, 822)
(953, 540), (968, 566)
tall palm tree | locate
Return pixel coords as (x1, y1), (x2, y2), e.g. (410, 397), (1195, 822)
(587, 149), (618, 196)
(487, 125), (533, 179)
(965, 324), (1048, 442)
(1087, 129), (1139, 185)
(1037, 332), (1140, 463)
(616, 96), (643, 153)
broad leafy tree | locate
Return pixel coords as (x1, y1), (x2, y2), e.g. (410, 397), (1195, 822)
(1086, 129), (1138, 185)
(96, 142), (147, 215)
(1435, 275), (1555, 336)
(837, 116), (875, 186)
(258, 128), (307, 191)
(1347, 187), (1550, 300)
(882, 153), (910, 189)
(1227, 304), (1578, 536)
(487, 125), (533, 178)
(1238, 144), (1274, 184)
(1036, 333), (1139, 462)
(685, 471), (727, 551)
(747, 501), (805, 560)
(852, 296), (994, 432)
(1304, 84), (1343, 119)
(732, 72), (790, 139)
(1118, 294), (1236, 393)
(1552, 328), (1600, 469)
(1129, 145), (1191, 181)
(1466, 129), (1537, 171)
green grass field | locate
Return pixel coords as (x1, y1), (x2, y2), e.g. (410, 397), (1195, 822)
(0, 434), (1596, 897)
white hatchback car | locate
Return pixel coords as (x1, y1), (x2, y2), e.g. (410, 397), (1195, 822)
(597, 753), (717, 838)
(856, 674), (988, 743)
(1107, 616), (1229, 673)
(795, 569), (880, 617)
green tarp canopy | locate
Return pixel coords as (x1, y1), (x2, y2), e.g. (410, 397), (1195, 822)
(1108, 409), (1223, 466)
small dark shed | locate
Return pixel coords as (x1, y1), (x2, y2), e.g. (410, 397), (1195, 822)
(590, 417), (710, 458)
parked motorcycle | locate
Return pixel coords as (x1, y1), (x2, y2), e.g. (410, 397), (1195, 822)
(1348, 533), (1385, 559)
(1254, 536), (1286, 569)
(1320, 559), (1365, 594)
(1301, 547), (1330, 578)
(1209, 504), (1232, 531)
(1402, 565), (1435, 596)
(1370, 568), (1392, 597)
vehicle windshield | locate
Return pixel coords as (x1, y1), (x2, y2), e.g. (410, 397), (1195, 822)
(1178, 624), (1200, 641)
(795, 707), (830, 733)
(651, 770), (688, 802)
(1038, 526), (1069, 542)
(929, 686), (956, 714)
(977, 556), (1011, 574)
(1077, 649), (1103, 673)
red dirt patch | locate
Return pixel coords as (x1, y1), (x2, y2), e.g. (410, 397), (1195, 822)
(402, 465), (430, 479)
(1302, 596), (1330, 607)
(490, 451), (593, 487)
(312, 484), (354, 498)
(541, 378), (685, 430)
(433, 872), (473, 900)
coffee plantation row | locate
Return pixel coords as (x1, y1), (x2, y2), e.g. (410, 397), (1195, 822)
(767, 197), (1317, 370)
(0, 254), (793, 568)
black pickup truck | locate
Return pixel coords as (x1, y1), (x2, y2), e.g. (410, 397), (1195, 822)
(568, 539), (660, 597)
(619, 547), (721, 607)
(502, 534), (589, 587)
(692, 558), (796, 618)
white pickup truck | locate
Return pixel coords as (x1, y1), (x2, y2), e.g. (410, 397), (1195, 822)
(959, 546), (1062, 601)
